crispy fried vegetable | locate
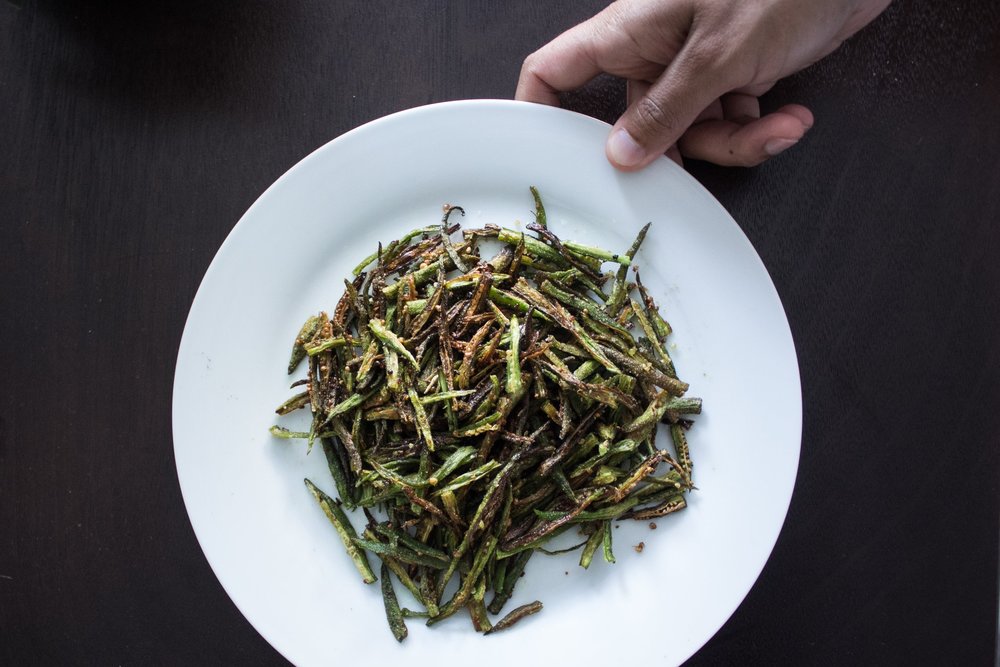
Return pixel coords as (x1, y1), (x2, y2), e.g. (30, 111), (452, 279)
(272, 188), (702, 640)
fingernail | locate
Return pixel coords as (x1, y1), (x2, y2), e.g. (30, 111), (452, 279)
(764, 137), (799, 156)
(607, 129), (646, 168)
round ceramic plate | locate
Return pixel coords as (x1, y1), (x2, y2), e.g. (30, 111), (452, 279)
(173, 100), (801, 666)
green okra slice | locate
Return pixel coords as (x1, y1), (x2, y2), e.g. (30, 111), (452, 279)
(630, 296), (675, 368)
(439, 488), (464, 527)
(453, 412), (502, 437)
(562, 239), (631, 265)
(431, 460), (502, 496)
(606, 222), (651, 314)
(438, 369), (459, 432)
(603, 519), (616, 563)
(304, 478), (376, 584)
(287, 314), (322, 374)
(633, 272), (672, 340)
(428, 445), (478, 486)
(419, 389), (476, 405)
(624, 390), (674, 434)
(469, 576), (493, 633)
(268, 425), (310, 439)
(485, 601), (544, 635)
(353, 536), (451, 570)
(440, 205), (471, 273)
(322, 391), (365, 424)
(670, 423), (693, 477)
(368, 459), (429, 490)
(320, 436), (356, 510)
(628, 494), (687, 520)
(529, 185), (547, 229)
(579, 522), (606, 569)
(663, 396), (703, 421)
(496, 228), (566, 265)
(369, 318), (418, 370)
(505, 315), (523, 396)
(380, 562), (408, 642)
(274, 391), (310, 416)
(552, 467), (578, 503)
(304, 336), (350, 356)
(408, 388), (435, 451)
(533, 492), (644, 524)
(599, 344), (689, 396)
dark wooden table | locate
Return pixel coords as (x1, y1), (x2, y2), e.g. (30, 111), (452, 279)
(3, 1), (998, 664)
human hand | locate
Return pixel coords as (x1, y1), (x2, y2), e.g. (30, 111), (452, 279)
(516, 0), (891, 169)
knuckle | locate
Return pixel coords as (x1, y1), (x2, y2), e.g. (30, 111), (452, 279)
(520, 51), (543, 76)
(632, 95), (683, 138)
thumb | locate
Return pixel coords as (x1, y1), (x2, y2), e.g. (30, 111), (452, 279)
(607, 46), (733, 171)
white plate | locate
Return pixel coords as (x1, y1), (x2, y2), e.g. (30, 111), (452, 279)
(173, 100), (801, 667)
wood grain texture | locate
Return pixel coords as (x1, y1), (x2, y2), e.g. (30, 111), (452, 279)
(1, 0), (997, 664)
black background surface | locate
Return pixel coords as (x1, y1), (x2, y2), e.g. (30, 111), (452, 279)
(2, 1), (998, 664)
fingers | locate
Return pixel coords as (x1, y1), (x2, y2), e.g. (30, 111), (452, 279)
(606, 42), (739, 170)
(516, 1), (690, 105)
(620, 82), (813, 168)
(678, 104), (813, 167)
(516, 24), (603, 106)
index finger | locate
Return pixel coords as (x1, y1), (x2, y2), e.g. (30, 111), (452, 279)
(515, 1), (691, 105)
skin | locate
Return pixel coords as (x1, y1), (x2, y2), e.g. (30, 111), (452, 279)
(516, 0), (892, 169)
